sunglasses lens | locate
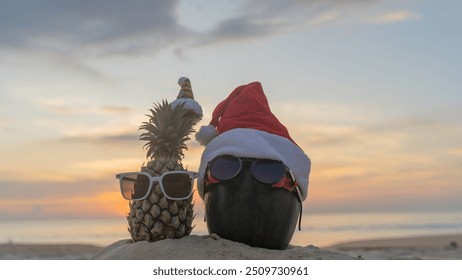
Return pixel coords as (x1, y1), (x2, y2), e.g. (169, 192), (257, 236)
(251, 160), (286, 184)
(209, 156), (241, 181)
(120, 174), (150, 200)
(162, 173), (193, 199)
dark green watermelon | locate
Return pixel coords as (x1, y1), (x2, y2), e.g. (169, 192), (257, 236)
(203, 160), (301, 250)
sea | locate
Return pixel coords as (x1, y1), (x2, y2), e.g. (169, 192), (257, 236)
(1, 211), (462, 248)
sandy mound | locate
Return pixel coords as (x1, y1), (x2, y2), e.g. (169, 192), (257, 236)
(92, 234), (354, 260)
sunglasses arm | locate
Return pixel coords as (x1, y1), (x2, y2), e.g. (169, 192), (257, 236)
(116, 174), (138, 183)
(295, 187), (303, 231)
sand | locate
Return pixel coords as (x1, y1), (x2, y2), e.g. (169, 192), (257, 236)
(92, 234), (354, 260)
(1, 234), (462, 260)
(327, 234), (462, 260)
(0, 243), (103, 260)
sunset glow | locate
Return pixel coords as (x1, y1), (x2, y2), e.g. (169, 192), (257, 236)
(1, 0), (461, 222)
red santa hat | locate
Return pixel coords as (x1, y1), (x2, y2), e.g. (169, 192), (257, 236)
(195, 81), (311, 200)
(171, 77), (203, 117)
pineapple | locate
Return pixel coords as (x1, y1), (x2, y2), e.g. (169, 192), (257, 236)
(126, 78), (201, 242)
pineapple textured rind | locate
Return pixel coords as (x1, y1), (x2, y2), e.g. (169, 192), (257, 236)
(126, 98), (200, 242)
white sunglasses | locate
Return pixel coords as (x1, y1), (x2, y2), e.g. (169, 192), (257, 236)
(116, 171), (198, 201)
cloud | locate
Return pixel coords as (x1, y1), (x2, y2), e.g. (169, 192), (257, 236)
(0, 0), (417, 57)
(199, 0), (358, 44)
(206, 16), (274, 42)
(366, 10), (422, 24)
(36, 96), (134, 116)
(0, 0), (184, 55)
(36, 96), (84, 115)
(448, 148), (462, 157)
(0, 178), (113, 200)
(100, 106), (133, 113)
(57, 132), (140, 145)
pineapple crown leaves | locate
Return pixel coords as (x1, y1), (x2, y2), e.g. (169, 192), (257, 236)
(139, 100), (198, 160)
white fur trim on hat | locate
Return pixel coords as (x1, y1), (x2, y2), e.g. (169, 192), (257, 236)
(195, 124), (218, 146)
(171, 98), (203, 116)
(197, 128), (311, 200)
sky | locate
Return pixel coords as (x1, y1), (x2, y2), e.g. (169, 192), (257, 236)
(0, 0), (461, 220)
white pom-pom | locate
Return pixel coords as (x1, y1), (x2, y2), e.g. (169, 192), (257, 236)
(178, 77), (189, 86)
(195, 125), (217, 146)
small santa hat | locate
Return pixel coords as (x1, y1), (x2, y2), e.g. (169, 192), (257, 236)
(195, 81), (311, 200)
(171, 77), (203, 117)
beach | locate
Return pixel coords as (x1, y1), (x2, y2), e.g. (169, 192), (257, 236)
(1, 234), (461, 260)
(327, 233), (462, 260)
(0, 243), (103, 260)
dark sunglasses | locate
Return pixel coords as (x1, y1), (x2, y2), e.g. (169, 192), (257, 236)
(116, 171), (197, 201)
(206, 155), (298, 190)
